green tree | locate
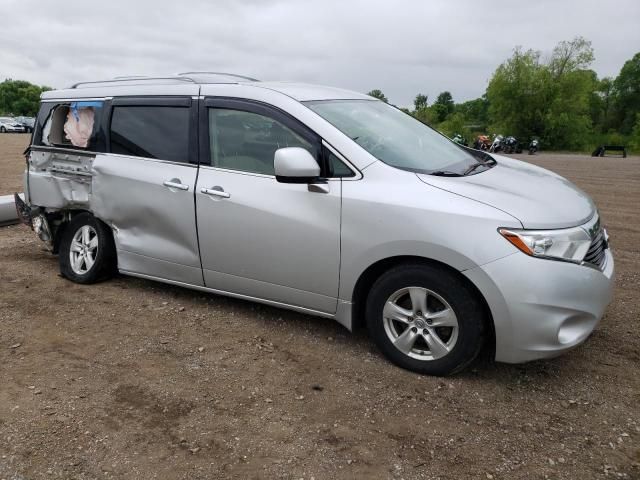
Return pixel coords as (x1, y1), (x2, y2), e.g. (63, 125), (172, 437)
(613, 52), (640, 133)
(544, 38), (596, 148)
(548, 36), (594, 79)
(433, 91), (454, 121)
(367, 89), (388, 103)
(544, 68), (596, 149)
(413, 93), (428, 111)
(486, 38), (597, 149)
(630, 113), (640, 152)
(590, 77), (614, 132)
(412, 106), (438, 126)
(0, 79), (51, 116)
(439, 112), (469, 138)
(455, 97), (487, 121)
(455, 97), (489, 131)
(486, 47), (549, 140)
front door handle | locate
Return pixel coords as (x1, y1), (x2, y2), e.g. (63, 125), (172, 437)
(163, 180), (189, 191)
(201, 187), (231, 199)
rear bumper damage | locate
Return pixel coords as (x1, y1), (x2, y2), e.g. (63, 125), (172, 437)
(14, 193), (54, 248)
(14, 192), (31, 225)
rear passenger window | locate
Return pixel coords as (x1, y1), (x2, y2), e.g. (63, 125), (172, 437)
(209, 108), (315, 175)
(110, 106), (189, 162)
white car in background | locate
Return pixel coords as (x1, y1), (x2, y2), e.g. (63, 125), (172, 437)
(0, 117), (25, 133)
(15, 116), (35, 133)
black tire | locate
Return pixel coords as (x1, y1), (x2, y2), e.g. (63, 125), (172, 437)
(0, 127), (6, 133)
(366, 264), (486, 376)
(59, 212), (117, 284)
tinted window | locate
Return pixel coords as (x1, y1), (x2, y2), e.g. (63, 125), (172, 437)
(209, 108), (314, 175)
(110, 106), (189, 162)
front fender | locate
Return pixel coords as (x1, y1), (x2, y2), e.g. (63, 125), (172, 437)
(338, 239), (479, 302)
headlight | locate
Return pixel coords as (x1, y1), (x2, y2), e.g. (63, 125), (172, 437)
(498, 226), (592, 263)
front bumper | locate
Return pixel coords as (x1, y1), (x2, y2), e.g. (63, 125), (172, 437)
(464, 249), (614, 363)
(2, 126), (24, 132)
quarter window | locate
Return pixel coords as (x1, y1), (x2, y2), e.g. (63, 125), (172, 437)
(209, 108), (315, 175)
(38, 101), (104, 150)
(110, 106), (190, 162)
(327, 150), (355, 178)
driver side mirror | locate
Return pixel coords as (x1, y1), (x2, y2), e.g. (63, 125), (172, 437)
(274, 147), (321, 184)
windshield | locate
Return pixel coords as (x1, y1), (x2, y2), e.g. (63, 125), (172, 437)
(306, 99), (490, 175)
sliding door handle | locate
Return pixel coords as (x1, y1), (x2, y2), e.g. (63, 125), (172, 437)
(163, 180), (189, 191)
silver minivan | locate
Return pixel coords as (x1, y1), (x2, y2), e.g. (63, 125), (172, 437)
(16, 73), (614, 375)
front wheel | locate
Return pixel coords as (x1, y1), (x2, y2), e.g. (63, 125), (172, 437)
(0, 127), (5, 133)
(366, 264), (486, 376)
(59, 213), (117, 284)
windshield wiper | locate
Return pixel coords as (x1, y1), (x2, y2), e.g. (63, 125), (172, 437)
(463, 159), (496, 176)
(430, 170), (462, 177)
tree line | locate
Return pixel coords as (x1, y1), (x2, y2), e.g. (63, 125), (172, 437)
(369, 37), (640, 152)
(0, 80), (51, 117)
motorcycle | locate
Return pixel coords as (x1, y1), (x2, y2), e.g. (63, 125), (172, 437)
(528, 138), (539, 155)
(489, 134), (504, 153)
(451, 133), (468, 146)
(503, 136), (518, 154)
(473, 135), (491, 151)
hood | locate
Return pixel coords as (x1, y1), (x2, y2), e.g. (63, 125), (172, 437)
(417, 155), (595, 229)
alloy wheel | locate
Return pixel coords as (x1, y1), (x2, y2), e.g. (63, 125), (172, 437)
(69, 225), (99, 275)
(382, 287), (459, 361)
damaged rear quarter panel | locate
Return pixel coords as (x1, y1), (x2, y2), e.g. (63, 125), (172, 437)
(28, 148), (94, 209)
(27, 148), (203, 285)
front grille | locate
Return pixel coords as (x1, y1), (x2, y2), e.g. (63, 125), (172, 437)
(583, 228), (607, 269)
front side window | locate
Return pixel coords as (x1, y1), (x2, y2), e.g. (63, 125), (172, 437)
(209, 108), (314, 175)
(110, 106), (189, 162)
(306, 100), (492, 176)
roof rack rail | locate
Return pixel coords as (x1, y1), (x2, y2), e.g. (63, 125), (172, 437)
(112, 75), (152, 80)
(70, 76), (196, 89)
(177, 71), (260, 82)
(69, 72), (258, 89)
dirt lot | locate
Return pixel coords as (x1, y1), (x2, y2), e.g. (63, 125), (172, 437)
(1, 134), (639, 480)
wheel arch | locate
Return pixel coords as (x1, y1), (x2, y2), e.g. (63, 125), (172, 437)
(348, 255), (495, 354)
(50, 209), (113, 254)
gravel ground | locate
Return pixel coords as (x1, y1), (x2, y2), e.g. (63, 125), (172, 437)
(0, 134), (639, 479)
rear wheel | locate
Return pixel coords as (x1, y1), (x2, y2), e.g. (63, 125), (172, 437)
(366, 264), (486, 376)
(0, 126), (6, 133)
(59, 213), (117, 284)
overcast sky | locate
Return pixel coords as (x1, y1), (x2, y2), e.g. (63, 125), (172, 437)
(2, 0), (639, 107)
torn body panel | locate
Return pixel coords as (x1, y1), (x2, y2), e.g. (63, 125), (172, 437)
(28, 148), (94, 209)
(25, 148), (203, 286)
(24, 147), (96, 251)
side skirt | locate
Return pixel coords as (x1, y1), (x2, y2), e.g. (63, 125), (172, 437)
(120, 270), (337, 320)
